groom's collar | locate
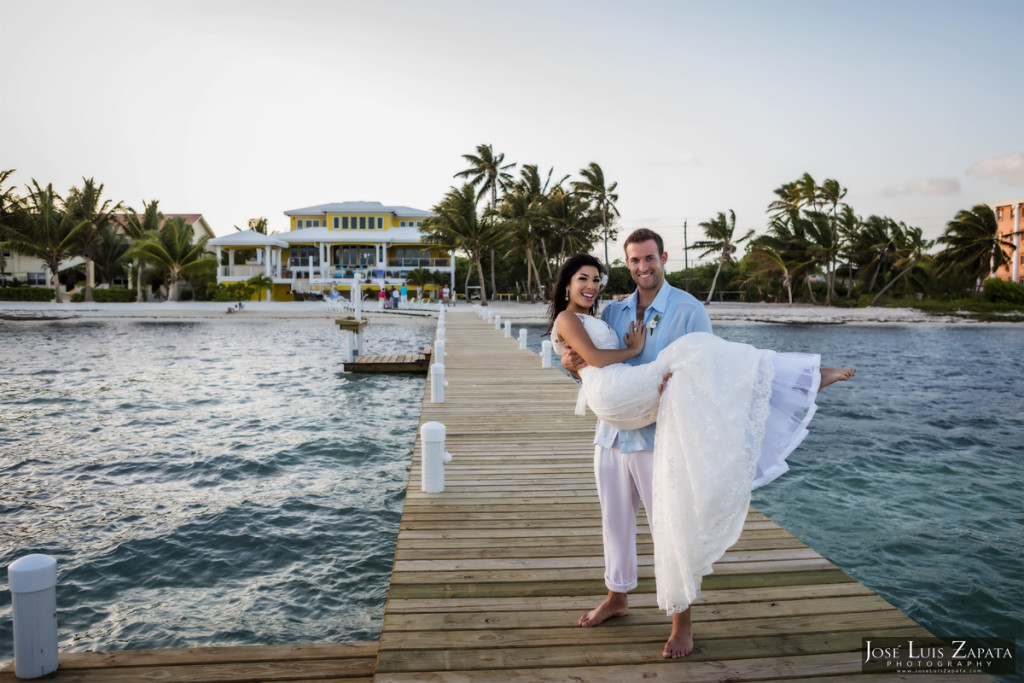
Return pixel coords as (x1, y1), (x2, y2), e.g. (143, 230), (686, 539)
(626, 283), (670, 315)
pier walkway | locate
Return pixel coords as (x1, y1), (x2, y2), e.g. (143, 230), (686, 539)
(2, 311), (951, 682)
(373, 312), (935, 681)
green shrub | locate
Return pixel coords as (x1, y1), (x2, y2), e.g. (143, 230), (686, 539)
(982, 278), (1024, 304)
(0, 287), (54, 302)
(70, 287), (136, 303)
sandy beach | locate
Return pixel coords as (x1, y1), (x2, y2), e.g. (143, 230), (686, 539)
(0, 299), (980, 324)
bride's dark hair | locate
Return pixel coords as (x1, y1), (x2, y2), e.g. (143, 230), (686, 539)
(546, 253), (605, 333)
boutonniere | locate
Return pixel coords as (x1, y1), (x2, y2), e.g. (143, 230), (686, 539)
(646, 314), (660, 335)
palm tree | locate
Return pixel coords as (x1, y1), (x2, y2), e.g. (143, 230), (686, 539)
(126, 215), (215, 301)
(693, 210), (754, 304)
(67, 178), (124, 302)
(869, 224), (932, 305)
(747, 244), (795, 304)
(422, 184), (510, 305)
(0, 169), (24, 279)
(846, 215), (891, 294)
(934, 204), (1015, 295)
(757, 210), (819, 303)
(572, 162), (619, 268)
(92, 225), (130, 287)
(8, 180), (89, 302)
(454, 144), (516, 298)
(543, 187), (602, 267)
(122, 200), (163, 302)
(247, 273), (273, 301)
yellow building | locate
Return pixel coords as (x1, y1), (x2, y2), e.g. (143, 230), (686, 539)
(209, 201), (452, 302)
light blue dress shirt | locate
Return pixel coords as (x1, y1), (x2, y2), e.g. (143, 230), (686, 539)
(594, 283), (712, 452)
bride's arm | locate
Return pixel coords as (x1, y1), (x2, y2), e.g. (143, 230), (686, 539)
(555, 311), (645, 368)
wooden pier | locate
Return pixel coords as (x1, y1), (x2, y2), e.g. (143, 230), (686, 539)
(374, 313), (942, 681)
(2, 312), (970, 681)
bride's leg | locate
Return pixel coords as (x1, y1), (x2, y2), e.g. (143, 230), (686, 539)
(663, 608), (694, 658)
(819, 367), (855, 390)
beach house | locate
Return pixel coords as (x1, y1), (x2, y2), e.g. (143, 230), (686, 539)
(209, 201), (453, 302)
(991, 199), (1023, 284)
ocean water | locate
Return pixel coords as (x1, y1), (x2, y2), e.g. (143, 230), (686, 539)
(525, 321), (1023, 645)
(0, 317), (432, 661)
(1, 317), (1021, 666)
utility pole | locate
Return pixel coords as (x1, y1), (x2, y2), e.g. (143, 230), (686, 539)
(683, 219), (689, 271)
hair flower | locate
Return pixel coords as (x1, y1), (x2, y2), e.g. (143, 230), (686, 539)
(599, 273), (608, 290)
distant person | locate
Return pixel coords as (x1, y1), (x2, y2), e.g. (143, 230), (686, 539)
(391, 286), (400, 310)
(379, 286), (386, 311)
(441, 284), (451, 307)
(400, 283), (409, 306)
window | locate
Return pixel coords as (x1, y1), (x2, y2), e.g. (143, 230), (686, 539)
(343, 216), (349, 229)
(359, 216), (366, 229)
(333, 217), (339, 229)
(340, 245), (375, 266)
(28, 272), (47, 285)
(400, 221), (406, 227)
(377, 217), (383, 229)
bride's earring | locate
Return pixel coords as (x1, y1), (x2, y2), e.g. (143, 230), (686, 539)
(564, 289), (569, 301)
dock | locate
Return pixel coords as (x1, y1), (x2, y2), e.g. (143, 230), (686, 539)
(342, 347), (432, 373)
(374, 313), (940, 681)
(2, 312), (966, 681)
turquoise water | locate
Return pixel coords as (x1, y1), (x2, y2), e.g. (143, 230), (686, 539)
(0, 318), (431, 660)
(525, 322), (1024, 646)
(1, 318), (1021, 665)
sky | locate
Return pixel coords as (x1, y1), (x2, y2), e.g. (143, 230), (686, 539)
(3, 0), (1022, 270)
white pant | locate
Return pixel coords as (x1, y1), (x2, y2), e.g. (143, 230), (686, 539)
(594, 444), (654, 593)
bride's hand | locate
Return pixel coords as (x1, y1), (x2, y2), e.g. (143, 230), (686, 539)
(623, 321), (646, 356)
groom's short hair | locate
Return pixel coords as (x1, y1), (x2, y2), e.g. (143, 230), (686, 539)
(624, 228), (664, 254)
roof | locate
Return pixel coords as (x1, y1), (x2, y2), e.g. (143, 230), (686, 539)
(208, 230), (290, 248)
(281, 227), (426, 244)
(110, 213), (215, 240)
(284, 201), (433, 219)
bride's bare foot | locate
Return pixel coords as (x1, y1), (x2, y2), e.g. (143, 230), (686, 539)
(663, 609), (694, 658)
(578, 591), (629, 627)
(820, 367), (855, 390)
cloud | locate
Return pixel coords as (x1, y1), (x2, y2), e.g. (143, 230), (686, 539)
(967, 152), (1024, 184)
(882, 178), (961, 197)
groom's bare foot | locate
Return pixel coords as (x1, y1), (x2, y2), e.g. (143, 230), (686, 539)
(820, 367), (855, 390)
(663, 609), (694, 658)
(578, 591), (629, 627)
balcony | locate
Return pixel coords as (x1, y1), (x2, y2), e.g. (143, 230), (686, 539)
(386, 258), (451, 268)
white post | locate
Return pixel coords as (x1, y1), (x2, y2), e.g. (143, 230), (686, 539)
(420, 421), (451, 493)
(541, 339), (553, 368)
(519, 328), (527, 350)
(494, 314), (502, 331)
(504, 320), (512, 338)
(353, 272), (363, 321)
(346, 331), (357, 363)
(9, 554), (58, 679)
(430, 362), (447, 403)
(434, 339), (445, 361)
(486, 310), (494, 324)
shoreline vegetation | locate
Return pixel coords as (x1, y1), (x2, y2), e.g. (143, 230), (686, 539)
(1, 300), (1020, 325)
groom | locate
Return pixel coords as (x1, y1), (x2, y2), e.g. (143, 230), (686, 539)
(561, 228), (711, 658)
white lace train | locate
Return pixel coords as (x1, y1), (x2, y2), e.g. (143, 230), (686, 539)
(563, 317), (820, 614)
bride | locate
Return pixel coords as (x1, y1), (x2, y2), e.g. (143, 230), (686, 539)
(549, 254), (854, 621)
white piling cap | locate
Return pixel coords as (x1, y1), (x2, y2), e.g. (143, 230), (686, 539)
(8, 554), (57, 593)
(421, 421), (446, 440)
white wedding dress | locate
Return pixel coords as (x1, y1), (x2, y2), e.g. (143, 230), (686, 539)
(555, 313), (821, 614)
